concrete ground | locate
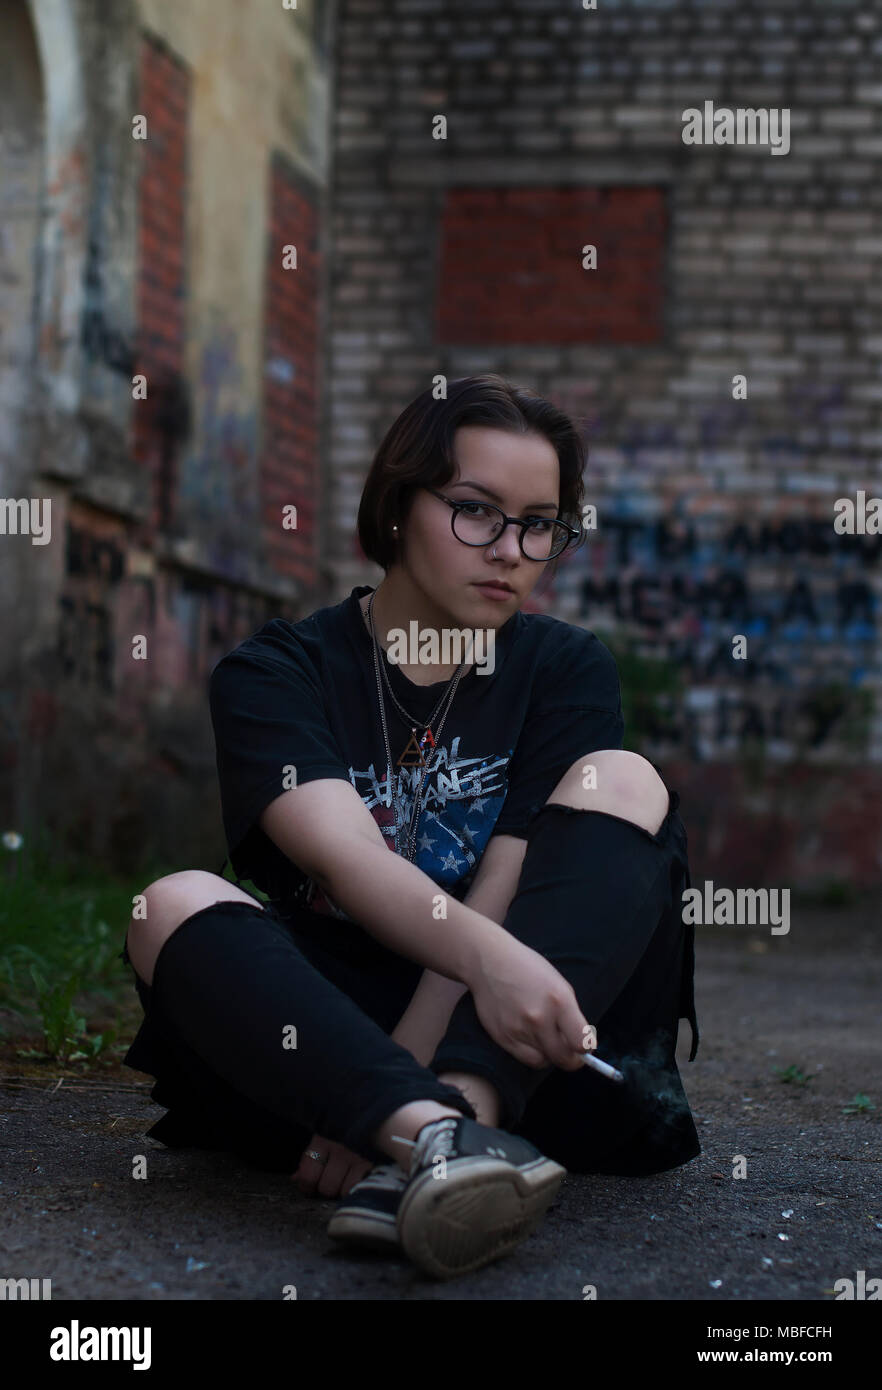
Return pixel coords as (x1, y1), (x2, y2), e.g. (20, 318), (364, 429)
(1, 899), (879, 1301)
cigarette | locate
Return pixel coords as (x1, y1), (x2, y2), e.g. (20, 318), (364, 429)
(581, 1051), (624, 1083)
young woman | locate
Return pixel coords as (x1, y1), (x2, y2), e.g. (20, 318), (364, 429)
(121, 374), (700, 1282)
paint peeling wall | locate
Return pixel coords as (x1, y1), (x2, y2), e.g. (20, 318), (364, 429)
(0, 0), (331, 871)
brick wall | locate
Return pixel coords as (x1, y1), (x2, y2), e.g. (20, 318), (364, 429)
(326, 0), (882, 883)
(132, 33), (190, 536)
(261, 154), (321, 588)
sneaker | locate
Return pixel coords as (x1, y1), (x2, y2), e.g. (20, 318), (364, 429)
(393, 1114), (567, 1280)
(326, 1163), (409, 1251)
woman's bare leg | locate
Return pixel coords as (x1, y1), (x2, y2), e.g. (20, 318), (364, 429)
(125, 870), (263, 987)
(436, 1072), (500, 1128)
(372, 1073), (502, 1173)
(372, 1100), (464, 1172)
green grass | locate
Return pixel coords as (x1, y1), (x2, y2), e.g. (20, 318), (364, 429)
(842, 1092), (875, 1116)
(0, 830), (188, 1066)
(772, 1064), (817, 1087)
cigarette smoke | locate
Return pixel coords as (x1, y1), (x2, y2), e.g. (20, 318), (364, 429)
(611, 1027), (694, 1142)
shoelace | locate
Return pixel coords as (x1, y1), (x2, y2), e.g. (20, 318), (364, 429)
(390, 1116), (461, 1173)
(354, 1163), (409, 1190)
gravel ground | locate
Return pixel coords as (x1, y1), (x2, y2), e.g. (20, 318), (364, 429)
(1, 900), (879, 1301)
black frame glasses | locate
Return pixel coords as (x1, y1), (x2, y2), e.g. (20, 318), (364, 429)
(425, 488), (580, 561)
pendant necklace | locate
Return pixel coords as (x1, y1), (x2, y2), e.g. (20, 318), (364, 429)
(363, 588), (469, 862)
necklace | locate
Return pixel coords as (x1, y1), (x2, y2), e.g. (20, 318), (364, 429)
(363, 589), (469, 861)
(361, 592), (461, 733)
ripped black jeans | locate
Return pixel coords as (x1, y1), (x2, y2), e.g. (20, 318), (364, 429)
(121, 789), (700, 1176)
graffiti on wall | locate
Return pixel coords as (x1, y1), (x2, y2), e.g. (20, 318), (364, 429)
(577, 514), (877, 643)
(58, 512), (277, 695)
(171, 326), (259, 570)
(58, 521), (126, 691)
(563, 509), (877, 758)
(548, 375), (879, 759)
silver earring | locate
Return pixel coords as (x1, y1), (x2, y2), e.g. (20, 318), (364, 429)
(392, 525), (398, 533)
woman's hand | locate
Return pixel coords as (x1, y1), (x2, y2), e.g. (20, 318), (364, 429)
(292, 1133), (373, 1199)
(466, 936), (595, 1072)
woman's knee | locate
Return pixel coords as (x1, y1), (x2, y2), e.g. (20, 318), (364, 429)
(546, 749), (670, 836)
(126, 870), (264, 986)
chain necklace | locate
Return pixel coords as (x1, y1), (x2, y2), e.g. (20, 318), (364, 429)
(364, 588), (470, 861)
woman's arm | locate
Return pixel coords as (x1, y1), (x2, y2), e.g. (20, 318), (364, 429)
(262, 780), (590, 1076)
(389, 834), (528, 1064)
(259, 779), (514, 986)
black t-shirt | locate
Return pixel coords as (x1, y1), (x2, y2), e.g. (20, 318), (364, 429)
(208, 584), (624, 922)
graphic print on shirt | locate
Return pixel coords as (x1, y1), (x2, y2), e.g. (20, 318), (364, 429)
(303, 734), (515, 920)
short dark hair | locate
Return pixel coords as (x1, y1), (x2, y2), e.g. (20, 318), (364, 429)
(356, 374), (589, 577)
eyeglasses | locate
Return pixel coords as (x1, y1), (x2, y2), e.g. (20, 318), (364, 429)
(425, 489), (579, 561)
